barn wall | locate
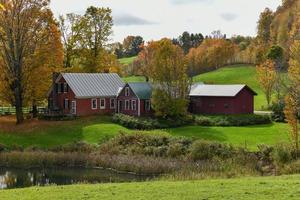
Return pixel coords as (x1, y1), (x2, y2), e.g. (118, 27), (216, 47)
(190, 88), (255, 115)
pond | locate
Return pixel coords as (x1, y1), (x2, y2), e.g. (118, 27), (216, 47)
(0, 168), (155, 189)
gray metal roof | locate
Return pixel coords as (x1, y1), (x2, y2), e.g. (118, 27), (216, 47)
(58, 73), (125, 98)
(190, 84), (256, 97)
(128, 82), (152, 100)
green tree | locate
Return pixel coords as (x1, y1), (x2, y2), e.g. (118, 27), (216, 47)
(148, 39), (191, 118)
(257, 8), (274, 44)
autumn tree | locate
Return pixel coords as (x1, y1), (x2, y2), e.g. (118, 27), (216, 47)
(58, 13), (81, 68)
(77, 6), (113, 72)
(257, 8), (274, 45)
(147, 39), (190, 118)
(284, 40), (300, 152)
(173, 31), (204, 54)
(0, 0), (61, 124)
(256, 60), (277, 108)
(122, 35), (144, 57)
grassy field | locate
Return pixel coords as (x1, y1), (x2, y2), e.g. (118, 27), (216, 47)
(193, 65), (266, 110)
(122, 76), (146, 83)
(1, 175), (300, 199)
(0, 116), (289, 150)
(119, 56), (137, 65)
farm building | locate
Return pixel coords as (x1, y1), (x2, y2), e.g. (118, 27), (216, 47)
(47, 73), (124, 116)
(189, 84), (257, 115)
(117, 82), (152, 117)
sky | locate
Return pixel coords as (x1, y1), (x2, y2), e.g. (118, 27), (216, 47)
(50, 0), (282, 43)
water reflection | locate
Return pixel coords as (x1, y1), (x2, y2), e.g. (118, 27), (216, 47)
(0, 168), (153, 189)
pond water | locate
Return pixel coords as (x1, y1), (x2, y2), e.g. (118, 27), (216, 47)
(0, 168), (154, 189)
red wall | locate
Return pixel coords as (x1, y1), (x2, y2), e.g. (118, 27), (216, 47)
(117, 84), (152, 116)
(190, 88), (255, 115)
(49, 76), (116, 116)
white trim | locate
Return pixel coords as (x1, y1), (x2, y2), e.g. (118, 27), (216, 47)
(145, 100), (151, 111)
(64, 98), (69, 109)
(64, 83), (68, 93)
(100, 98), (106, 110)
(91, 98), (97, 110)
(71, 100), (77, 115)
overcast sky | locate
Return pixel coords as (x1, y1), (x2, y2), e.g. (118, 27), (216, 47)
(50, 0), (282, 43)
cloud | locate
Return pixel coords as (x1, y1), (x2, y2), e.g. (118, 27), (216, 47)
(220, 13), (238, 21)
(114, 13), (157, 26)
(170, 0), (213, 5)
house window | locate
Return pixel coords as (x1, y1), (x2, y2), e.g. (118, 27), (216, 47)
(125, 100), (130, 110)
(145, 100), (151, 111)
(125, 87), (130, 97)
(110, 98), (116, 109)
(64, 83), (68, 93)
(57, 83), (62, 93)
(224, 104), (230, 109)
(91, 99), (97, 110)
(100, 99), (106, 110)
(131, 100), (137, 111)
(64, 99), (69, 109)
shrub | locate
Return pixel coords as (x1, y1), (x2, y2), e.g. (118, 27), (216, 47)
(112, 114), (160, 130)
(194, 114), (271, 127)
(271, 100), (285, 122)
(272, 144), (293, 164)
(189, 140), (234, 161)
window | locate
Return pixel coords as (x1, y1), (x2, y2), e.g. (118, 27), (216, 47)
(224, 103), (230, 109)
(100, 99), (106, 110)
(125, 100), (130, 110)
(125, 87), (130, 97)
(209, 103), (215, 108)
(64, 99), (69, 109)
(91, 99), (97, 110)
(110, 98), (116, 109)
(131, 100), (137, 111)
(145, 100), (151, 111)
(64, 83), (68, 93)
(57, 83), (62, 93)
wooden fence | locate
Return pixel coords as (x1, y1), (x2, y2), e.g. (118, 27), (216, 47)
(0, 107), (46, 116)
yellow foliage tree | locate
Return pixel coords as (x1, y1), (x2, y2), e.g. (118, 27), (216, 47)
(256, 60), (277, 107)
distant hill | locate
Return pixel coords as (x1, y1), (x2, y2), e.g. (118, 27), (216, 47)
(118, 56), (137, 65)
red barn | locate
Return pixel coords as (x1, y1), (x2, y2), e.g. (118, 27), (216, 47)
(189, 84), (257, 115)
(47, 73), (124, 116)
(117, 83), (152, 117)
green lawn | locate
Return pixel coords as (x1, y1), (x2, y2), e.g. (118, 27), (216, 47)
(1, 175), (300, 200)
(0, 116), (290, 150)
(193, 65), (266, 110)
(119, 56), (137, 65)
(122, 76), (146, 83)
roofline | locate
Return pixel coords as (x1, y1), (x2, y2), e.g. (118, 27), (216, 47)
(121, 83), (140, 100)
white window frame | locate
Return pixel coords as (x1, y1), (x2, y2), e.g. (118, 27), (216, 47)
(145, 100), (151, 111)
(64, 98), (69, 109)
(131, 100), (137, 111)
(91, 99), (97, 110)
(125, 100), (130, 110)
(71, 100), (76, 115)
(125, 87), (130, 97)
(57, 83), (62, 94)
(110, 98), (116, 109)
(100, 99), (106, 110)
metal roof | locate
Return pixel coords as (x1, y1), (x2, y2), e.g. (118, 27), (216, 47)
(58, 73), (125, 98)
(189, 84), (257, 97)
(128, 82), (152, 100)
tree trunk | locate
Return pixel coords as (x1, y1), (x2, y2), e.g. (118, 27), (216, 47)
(32, 100), (38, 118)
(14, 82), (24, 124)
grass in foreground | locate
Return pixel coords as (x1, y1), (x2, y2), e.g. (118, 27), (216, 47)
(0, 116), (290, 150)
(1, 175), (300, 200)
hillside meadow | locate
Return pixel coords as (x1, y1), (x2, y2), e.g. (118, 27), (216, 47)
(0, 175), (300, 200)
(0, 116), (289, 150)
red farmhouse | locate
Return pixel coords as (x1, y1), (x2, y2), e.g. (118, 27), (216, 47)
(189, 84), (257, 115)
(117, 82), (152, 117)
(48, 73), (124, 116)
